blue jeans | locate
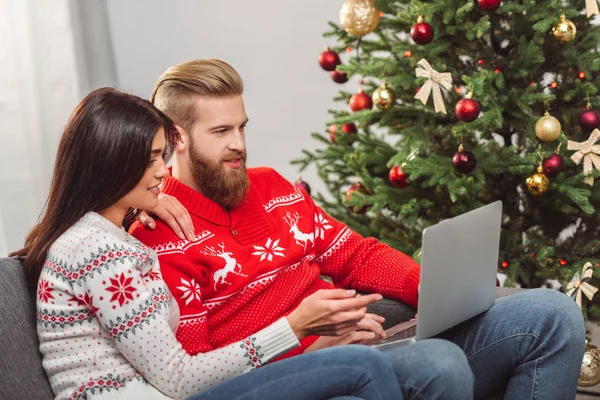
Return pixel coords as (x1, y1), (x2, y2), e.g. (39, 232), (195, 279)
(186, 345), (401, 400)
(380, 289), (585, 400)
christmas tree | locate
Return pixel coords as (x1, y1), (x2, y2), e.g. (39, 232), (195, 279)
(293, 0), (600, 321)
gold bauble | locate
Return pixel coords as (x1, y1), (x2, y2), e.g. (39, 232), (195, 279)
(339, 0), (380, 36)
(579, 343), (600, 387)
(552, 14), (577, 43)
(535, 111), (562, 142)
(525, 167), (549, 196)
(372, 83), (397, 110)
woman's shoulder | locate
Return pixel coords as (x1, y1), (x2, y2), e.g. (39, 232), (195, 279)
(48, 212), (152, 265)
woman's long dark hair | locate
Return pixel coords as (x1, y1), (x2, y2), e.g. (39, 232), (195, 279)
(10, 87), (179, 287)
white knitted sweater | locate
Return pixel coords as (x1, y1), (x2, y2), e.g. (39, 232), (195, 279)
(37, 212), (299, 400)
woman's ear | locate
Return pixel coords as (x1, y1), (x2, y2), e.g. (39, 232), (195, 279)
(175, 125), (187, 152)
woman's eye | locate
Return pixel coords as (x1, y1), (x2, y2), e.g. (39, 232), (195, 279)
(147, 159), (157, 167)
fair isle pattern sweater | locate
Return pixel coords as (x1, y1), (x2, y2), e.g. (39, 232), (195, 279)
(38, 212), (299, 400)
(130, 167), (421, 357)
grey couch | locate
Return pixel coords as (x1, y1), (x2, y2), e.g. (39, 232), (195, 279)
(0, 256), (511, 399)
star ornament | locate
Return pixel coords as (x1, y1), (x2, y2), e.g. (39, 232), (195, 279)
(567, 129), (600, 186)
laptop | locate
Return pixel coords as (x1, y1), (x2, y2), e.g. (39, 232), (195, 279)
(367, 201), (502, 350)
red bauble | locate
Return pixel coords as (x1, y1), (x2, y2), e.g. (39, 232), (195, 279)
(477, 0), (502, 11)
(345, 183), (368, 214)
(330, 123), (357, 143)
(542, 154), (566, 177)
(579, 109), (600, 132)
(455, 98), (481, 122)
(294, 178), (311, 196)
(328, 124), (338, 143)
(389, 165), (408, 188)
(410, 21), (434, 45)
(318, 48), (341, 71)
(452, 149), (477, 174)
(342, 123), (357, 134)
(330, 70), (349, 84)
(349, 90), (373, 112)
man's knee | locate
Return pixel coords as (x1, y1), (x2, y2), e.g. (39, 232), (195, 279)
(523, 289), (585, 340)
(384, 339), (474, 387)
(421, 339), (474, 387)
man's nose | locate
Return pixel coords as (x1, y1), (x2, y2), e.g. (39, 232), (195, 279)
(228, 129), (246, 153)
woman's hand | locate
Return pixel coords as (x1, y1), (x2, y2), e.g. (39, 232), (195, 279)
(136, 193), (196, 241)
(303, 313), (386, 352)
(286, 289), (383, 340)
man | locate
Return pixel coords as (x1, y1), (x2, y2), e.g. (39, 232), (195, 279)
(131, 59), (585, 399)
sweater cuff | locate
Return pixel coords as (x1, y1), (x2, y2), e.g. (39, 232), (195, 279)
(402, 265), (421, 308)
(253, 318), (300, 363)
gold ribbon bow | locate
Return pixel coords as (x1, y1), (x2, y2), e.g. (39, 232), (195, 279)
(567, 129), (600, 186)
(587, 0), (600, 17)
(566, 262), (599, 308)
(414, 59), (453, 115)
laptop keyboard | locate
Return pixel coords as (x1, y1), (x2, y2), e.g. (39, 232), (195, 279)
(374, 325), (417, 345)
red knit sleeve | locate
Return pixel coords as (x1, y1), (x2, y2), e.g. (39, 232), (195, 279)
(309, 200), (421, 308)
(130, 221), (213, 355)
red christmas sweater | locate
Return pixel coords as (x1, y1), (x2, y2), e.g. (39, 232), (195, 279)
(130, 167), (420, 358)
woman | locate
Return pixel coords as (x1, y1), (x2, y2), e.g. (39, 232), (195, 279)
(12, 88), (401, 400)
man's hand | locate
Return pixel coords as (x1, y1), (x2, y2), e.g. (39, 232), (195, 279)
(303, 313), (386, 352)
(136, 193), (196, 241)
(286, 289), (383, 340)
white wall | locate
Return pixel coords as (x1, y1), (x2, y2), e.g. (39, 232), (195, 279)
(0, 0), (81, 255)
(105, 0), (356, 194)
(0, 0), (356, 255)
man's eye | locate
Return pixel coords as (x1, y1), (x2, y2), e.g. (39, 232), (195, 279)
(216, 129), (227, 134)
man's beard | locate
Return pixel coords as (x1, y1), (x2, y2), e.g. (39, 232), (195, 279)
(188, 143), (249, 209)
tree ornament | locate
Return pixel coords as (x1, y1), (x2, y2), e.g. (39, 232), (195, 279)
(550, 81), (558, 89)
(452, 145), (477, 174)
(566, 262), (599, 308)
(552, 14), (577, 43)
(410, 16), (434, 45)
(389, 165), (408, 188)
(559, 258), (568, 266)
(578, 71), (587, 79)
(293, 177), (311, 196)
(349, 88), (373, 112)
(567, 129), (600, 186)
(580, 343), (600, 387)
(345, 183), (369, 214)
(318, 47), (341, 71)
(525, 166), (549, 196)
(328, 124), (338, 143)
(330, 70), (349, 84)
(580, 108), (600, 132)
(372, 83), (396, 110)
(414, 59), (453, 115)
(477, 0), (502, 11)
(542, 154), (565, 177)
(501, 261), (509, 269)
(339, 0), (380, 36)
(343, 123), (357, 134)
(586, 0), (600, 17)
(535, 111), (562, 142)
(455, 94), (481, 122)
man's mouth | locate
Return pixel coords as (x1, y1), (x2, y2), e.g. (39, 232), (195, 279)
(224, 157), (242, 169)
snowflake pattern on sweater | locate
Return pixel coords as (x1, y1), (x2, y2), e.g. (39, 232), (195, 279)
(130, 167), (421, 359)
(38, 212), (299, 400)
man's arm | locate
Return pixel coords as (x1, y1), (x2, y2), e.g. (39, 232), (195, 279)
(308, 194), (420, 308)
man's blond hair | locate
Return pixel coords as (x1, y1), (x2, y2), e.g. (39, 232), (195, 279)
(150, 59), (243, 132)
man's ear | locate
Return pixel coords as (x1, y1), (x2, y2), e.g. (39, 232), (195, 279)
(174, 125), (187, 152)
